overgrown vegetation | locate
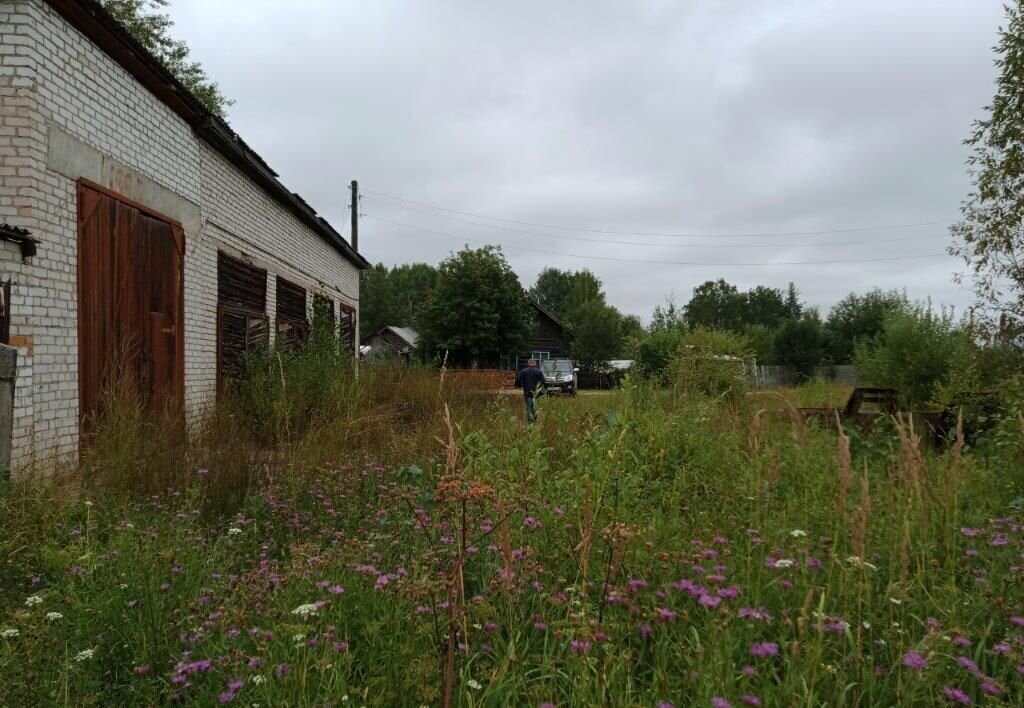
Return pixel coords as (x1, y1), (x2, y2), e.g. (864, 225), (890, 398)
(3, 335), (1024, 706)
(101, 0), (232, 117)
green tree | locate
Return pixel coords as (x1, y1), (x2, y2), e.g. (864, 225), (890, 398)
(854, 305), (972, 408)
(561, 269), (605, 316)
(358, 263), (437, 339)
(618, 314), (645, 356)
(684, 279), (745, 331)
(743, 286), (788, 329)
(783, 282), (803, 319)
(529, 268), (575, 318)
(743, 324), (777, 365)
(773, 313), (824, 382)
(416, 247), (533, 368)
(101, 0), (232, 116)
(566, 301), (623, 373)
(823, 289), (909, 364)
(951, 1), (1024, 322)
(634, 328), (685, 383)
(650, 296), (684, 331)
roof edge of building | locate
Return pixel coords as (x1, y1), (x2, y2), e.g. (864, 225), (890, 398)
(43, 0), (369, 271)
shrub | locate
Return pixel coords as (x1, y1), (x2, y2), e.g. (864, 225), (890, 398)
(633, 327), (684, 383)
(854, 305), (972, 408)
(669, 327), (753, 399)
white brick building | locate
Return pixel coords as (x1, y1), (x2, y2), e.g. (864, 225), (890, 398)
(0, 0), (368, 471)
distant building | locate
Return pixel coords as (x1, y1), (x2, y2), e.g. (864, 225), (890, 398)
(512, 299), (569, 368)
(362, 326), (420, 364)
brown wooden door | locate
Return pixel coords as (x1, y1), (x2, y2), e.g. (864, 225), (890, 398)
(78, 183), (185, 430)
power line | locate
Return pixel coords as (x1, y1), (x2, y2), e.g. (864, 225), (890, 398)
(361, 195), (948, 249)
(362, 213), (950, 267)
(361, 188), (953, 239)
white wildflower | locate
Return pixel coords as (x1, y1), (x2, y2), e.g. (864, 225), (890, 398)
(251, 675), (265, 686)
(292, 633), (306, 643)
(45, 612), (64, 622)
(863, 621), (871, 629)
(119, 584), (128, 590)
(466, 679), (482, 690)
(24, 595), (43, 607)
(291, 603), (318, 618)
(341, 697), (350, 703)
(889, 597), (903, 605)
(846, 556), (877, 571)
(74, 648), (95, 662)
(789, 529), (808, 538)
(472, 623), (482, 630)
(84, 500), (93, 507)
(773, 559), (795, 569)
(1, 628), (19, 639)
(227, 527), (243, 536)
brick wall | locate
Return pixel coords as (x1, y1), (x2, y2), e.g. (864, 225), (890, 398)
(0, 0), (360, 470)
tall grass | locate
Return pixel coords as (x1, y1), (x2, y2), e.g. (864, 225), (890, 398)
(1, 355), (1023, 705)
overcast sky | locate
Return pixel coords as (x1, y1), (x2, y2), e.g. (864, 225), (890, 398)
(172, 0), (1003, 321)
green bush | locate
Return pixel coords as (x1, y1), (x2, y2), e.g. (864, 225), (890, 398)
(669, 327), (753, 399)
(853, 305), (972, 408)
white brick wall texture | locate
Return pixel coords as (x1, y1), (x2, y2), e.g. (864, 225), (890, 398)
(0, 0), (361, 471)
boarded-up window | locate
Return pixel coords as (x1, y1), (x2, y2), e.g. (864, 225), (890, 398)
(217, 253), (268, 389)
(276, 277), (308, 349)
(339, 303), (356, 354)
(0, 279), (9, 345)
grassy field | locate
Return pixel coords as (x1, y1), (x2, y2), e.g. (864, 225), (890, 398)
(1, 369), (1023, 707)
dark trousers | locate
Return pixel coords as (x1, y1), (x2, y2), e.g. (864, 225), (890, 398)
(523, 392), (536, 423)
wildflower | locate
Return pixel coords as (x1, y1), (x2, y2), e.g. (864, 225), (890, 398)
(329, 585), (345, 595)
(334, 641), (349, 653)
(955, 656), (979, 674)
(738, 607), (773, 622)
(658, 703), (674, 708)
(466, 679), (482, 690)
(24, 595), (43, 607)
(74, 649), (95, 662)
(133, 666), (151, 676)
(1, 629), (19, 639)
(700, 594), (721, 608)
(292, 633), (306, 644)
(889, 597), (903, 605)
(741, 665), (757, 678)
(569, 639), (591, 654)
(637, 622), (652, 638)
(251, 675), (265, 686)
(274, 663), (290, 679)
(540, 703), (556, 708)
(1010, 616), (1024, 627)
(741, 697), (761, 707)
(846, 556), (877, 571)
(959, 528), (984, 538)
(790, 529), (807, 537)
(770, 558), (794, 569)
(227, 527), (242, 536)
(291, 603), (318, 618)
(993, 642), (1012, 655)
(749, 643), (780, 658)
(989, 534), (1009, 546)
(655, 607), (677, 622)
(941, 686), (971, 705)
(718, 585), (740, 599)
(980, 681), (1002, 696)
(247, 657), (262, 669)
(903, 650), (928, 670)
(522, 516), (542, 529)
(45, 612), (63, 621)
(711, 698), (732, 708)
(952, 635), (972, 648)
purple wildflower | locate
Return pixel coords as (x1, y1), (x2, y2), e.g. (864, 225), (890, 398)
(274, 663), (290, 679)
(700, 594), (721, 609)
(334, 641), (349, 653)
(952, 634), (972, 648)
(993, 642), (1012, 655)
(980, 681), (1002, 696)
(903, 650), (928, 671)
(711, 698), (731, 708)
(960, 528), (984, 538)
(749, 642), (779, 658)
(655, 607), (677, 622)
(741, 665), (757, 678)
(570, 639), (591, 654)
(955, 656), (979, 674)
(1010, 616), (1024, 627)
(941, 686), (971, 705)
(218, 691), (236, 704)
(741, 697), (762, 707)
(637, 622), (652, 638)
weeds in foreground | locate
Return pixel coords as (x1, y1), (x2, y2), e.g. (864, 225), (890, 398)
(1, 371), (1023, 705)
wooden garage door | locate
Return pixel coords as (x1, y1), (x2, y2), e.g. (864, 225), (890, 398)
(77, 182), (185, 430)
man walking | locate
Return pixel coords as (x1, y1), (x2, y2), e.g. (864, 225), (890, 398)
(515, 359), (545, 424)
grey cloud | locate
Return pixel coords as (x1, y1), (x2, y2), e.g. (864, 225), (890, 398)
(172, 0), (1005, 320)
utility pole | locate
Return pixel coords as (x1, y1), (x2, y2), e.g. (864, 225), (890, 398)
(350, 180), (359, 252)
